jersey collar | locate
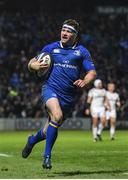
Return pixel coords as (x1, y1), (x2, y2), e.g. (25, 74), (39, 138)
(59, 41), (77, 49)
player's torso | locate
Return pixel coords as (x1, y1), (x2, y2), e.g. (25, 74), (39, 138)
(90, 88), (106, 107)
(106, 91), (118, 110)
(53, 48), (82, 65)
(51, 45), (83, 78)
(47, 42), (84, 95)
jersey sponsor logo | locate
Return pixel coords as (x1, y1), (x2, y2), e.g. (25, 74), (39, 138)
(53, 49), (60, 53)
(74, 50), (81, 56)
(54, 63), (77, 69)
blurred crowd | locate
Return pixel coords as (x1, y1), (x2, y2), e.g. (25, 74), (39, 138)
(0, 10), (128, 119)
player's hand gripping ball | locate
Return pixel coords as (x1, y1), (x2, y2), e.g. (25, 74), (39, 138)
(36, 52), (52, 77)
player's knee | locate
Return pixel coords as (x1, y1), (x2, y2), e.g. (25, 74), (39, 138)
(52, 112), (63, 123)
(102, 120), (106, 127)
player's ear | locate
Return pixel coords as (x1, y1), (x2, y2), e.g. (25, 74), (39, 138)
(74, 33), (79, 43)
(74, 33), (77, 39)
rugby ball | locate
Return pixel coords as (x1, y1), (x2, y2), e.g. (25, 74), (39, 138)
(36, 52), (52, 78)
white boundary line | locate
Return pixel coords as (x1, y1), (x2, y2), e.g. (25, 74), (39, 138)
(0, 153), (13, 157)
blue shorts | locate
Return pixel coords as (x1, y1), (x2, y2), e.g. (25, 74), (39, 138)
(41, 85), (75, 117)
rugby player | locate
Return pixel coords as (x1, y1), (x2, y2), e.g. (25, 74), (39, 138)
(22, 19), (97, 169)
(106, 83), (121, 140)
(85, 79), (110, 142)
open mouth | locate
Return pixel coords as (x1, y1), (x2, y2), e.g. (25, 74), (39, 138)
(62, 36), (68, 40)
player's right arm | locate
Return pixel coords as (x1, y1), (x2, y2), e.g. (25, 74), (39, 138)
(116, 94), (121, 108)
(104, 95), (111, 111)
(28, 57), (48, 72)
(28, 43), (54, 72)
(85, 90), (93, 115)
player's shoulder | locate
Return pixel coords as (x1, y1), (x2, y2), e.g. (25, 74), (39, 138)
(106, 90), (110, 95)
(114, 92), (119, 97)
(88, 88), (95, 93)
(76, 44), (91, 56)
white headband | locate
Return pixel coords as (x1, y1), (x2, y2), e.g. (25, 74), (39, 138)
(62, 24), (78, 34)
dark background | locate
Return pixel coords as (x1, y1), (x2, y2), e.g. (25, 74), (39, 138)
(0, 0), (128, 12)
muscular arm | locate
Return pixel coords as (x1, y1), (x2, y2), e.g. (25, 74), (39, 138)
(28, 58), (37, 72)
(73, 70), (97, 88)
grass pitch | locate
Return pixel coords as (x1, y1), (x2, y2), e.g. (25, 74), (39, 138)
(0, 130), (128, 179)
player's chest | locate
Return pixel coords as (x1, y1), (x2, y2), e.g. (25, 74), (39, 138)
(52, 48), (82, 65)
(93, 90), (105, 98)
(107, 93), (117, 101)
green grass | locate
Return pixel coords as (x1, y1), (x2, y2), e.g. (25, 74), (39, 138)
(0, 130), (128, 179)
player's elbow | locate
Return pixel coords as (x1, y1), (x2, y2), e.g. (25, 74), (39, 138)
(90, 70), (97, 80)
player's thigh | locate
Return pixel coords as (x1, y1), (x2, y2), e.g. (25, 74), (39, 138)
(90, 107), (98, 118)
(41, 85), (63, 122)
(46, 97), (63, 122)
(106, 110), (110, 121)
(99, 108), (106, 126)
(99, 108), (106, 120)
(110, 110), (116, 126)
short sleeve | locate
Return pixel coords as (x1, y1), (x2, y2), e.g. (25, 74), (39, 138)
(82, 49), (96, 71)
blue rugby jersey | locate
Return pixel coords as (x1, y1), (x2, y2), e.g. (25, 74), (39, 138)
(40, 41), (96, 96)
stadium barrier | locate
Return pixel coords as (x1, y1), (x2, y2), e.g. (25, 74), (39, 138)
(0, 118), (91, 131)
(0, 118), (127, 131)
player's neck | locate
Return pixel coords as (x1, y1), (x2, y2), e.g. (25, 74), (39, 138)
(109, 90), (114, 93)
(60, 41), (77, 49)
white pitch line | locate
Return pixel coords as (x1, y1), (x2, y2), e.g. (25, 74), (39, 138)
(0, 153), (13, 157)
(123, 172), (128, 175)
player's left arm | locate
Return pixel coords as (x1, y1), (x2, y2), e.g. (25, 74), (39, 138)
(73, 70), (96, 88)
(104, 96), (111, 111)
(73, 49), (97, 88)
(116, 95), (121, 108)
(116, 100), (121, 108)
